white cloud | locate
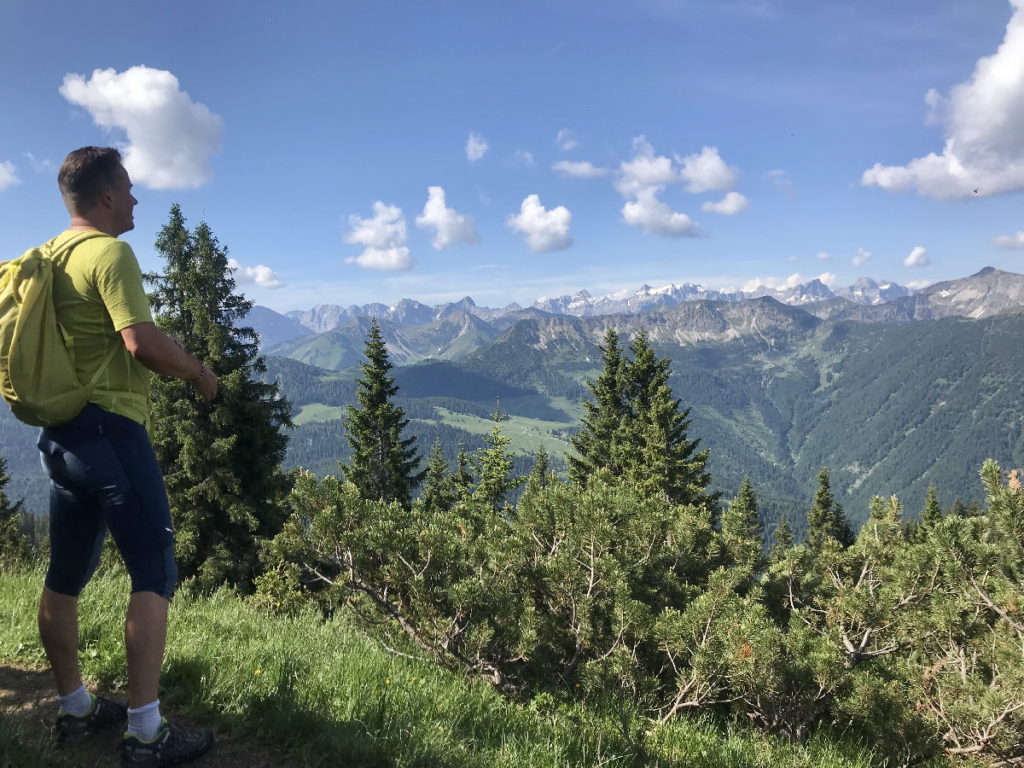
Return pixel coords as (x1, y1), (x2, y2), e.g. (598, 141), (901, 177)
(552, 160), (608, 178)
(787, 255), (799, 262)
(0, 161), (19, 190)
(415, 186), (479, 250)
(344, 202), (411, 270)
(227, 258), (283, 289)
(904, 246), (931, 268)
(614, 137), (704, 237)
(741, 272), (836, 292)
(507, 194), (573, 252)
(622, 188), (701, 237)
(615, 136), (678, 197)
(555, 128), (578, 151)
(701, 191), (749, 215)
(59, 66), (222, 190)
(765, 168), (795, 193)
(861, 1), (1024, 199)
(513, 149), (535, 166)
(993, 230), (1024, 249)
(907, 280), (933, 291)
(466, 132), (489, 161)
(852, 248), (872, 267)
(816, 251), (832, 261)
(677, 146), (738, 193)
(23, 152), (53, 172)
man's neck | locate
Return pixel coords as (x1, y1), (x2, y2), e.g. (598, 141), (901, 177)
(68, 215), (116, 236)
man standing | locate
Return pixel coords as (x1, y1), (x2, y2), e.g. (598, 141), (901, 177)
(36, 147), (216, 765)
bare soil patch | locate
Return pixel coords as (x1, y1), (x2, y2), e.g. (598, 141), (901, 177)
(0, 664), (301, 768)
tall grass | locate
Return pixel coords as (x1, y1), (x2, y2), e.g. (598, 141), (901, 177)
(0, 566), (936, 767)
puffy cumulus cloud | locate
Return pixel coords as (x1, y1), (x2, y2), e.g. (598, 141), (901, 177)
(59, 66), (222, 190)
(615, 137), (701, 237)
(862, 1), (1024, 199)
(678, 146), (738, 193)
(701, 191), (749, 215)
(513, 149), (535, 166)
(507, 194), (573, 252)
(741, 272), (837, 292)
(904, 246), (931, 268)
(615, 136), (678, 197)
(415, 186), (479, 250)
(552, 160), (608, 178)
(852, 248), (872, 267)
(466, 132), (488, 161)
(816, 251), (832, 261)
(227, 258), (283, 289)
(555, 128), (578, 151)
(622, 188), (700, 237)
(993, 230), (1024, 249)
(344, 202), (411, 270)
(0, 161), (19, 190)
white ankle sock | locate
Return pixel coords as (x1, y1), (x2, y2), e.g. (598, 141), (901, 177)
(58, 684), (93, 717)
(126, 699), (162, 741)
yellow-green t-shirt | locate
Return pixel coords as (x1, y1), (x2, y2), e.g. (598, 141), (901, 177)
(47, 230), (153, 425)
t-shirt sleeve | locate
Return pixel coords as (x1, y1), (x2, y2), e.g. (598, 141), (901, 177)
(93, 241), (154, 331)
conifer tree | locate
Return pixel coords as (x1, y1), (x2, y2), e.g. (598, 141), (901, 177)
(525, 444), (553, 495)
(451, 444), (475, 500)
(421, 438), (456, 514)
(569, 328), (626, 483)
(770, 517), (794, 562)
(721, 478), (764, 573)
(921, 486), (943, 526)
(806, 467), (854, 550)
(342, 320), (424, 506)
(0, 455), (28, 565)
(614, 331), (716, 508)
(472, 405), (521, 511)
(149, 205), (292, 591)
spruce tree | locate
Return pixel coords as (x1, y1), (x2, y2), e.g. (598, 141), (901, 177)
(569, 328), (626, 483)
(471, 405), (521, 511)
(451, 444), (475, 500)
(721, 478), (764, 573)
(0, 455), (28, 565)
(342, 320), (424, 506)
(806, 467), (854, 550)
(614, 331), (716, 508)
(770, 517), (794, 562)
(149, 205), (292, 592)
(421, 438), (456, 514)
(921, 486), (943, 526)
(525, 444), (553, 495)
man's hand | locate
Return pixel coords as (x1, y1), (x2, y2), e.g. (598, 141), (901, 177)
(192, 365), (219, 403)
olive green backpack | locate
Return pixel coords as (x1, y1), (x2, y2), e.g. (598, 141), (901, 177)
(0, 231), (119, 426)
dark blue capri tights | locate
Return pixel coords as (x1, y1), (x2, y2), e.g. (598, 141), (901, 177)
(38, 404), (177, 600)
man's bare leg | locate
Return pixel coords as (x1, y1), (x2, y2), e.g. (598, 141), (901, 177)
(125, 591), (168, 708)
(38, 587), (83, 696)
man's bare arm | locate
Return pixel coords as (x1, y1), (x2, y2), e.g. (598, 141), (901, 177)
(120, 322), (219, 402)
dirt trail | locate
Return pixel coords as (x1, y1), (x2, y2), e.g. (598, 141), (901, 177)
(0, 665), (300, 768)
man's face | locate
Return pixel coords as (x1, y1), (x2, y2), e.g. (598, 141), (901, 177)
(108, 164), (137, 236)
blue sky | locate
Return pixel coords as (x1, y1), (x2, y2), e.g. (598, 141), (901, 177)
(2, 0), (1023, 312)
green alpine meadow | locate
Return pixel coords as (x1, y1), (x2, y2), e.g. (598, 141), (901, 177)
(3, 207), (1024, 766)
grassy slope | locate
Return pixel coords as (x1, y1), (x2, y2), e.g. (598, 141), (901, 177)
(0, 566), (899, 768)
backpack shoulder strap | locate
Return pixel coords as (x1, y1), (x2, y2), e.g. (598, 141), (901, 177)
(43, 230), (111, 266)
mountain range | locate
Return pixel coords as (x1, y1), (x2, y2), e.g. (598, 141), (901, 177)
(3, 267), (1022, 537)
(270, 274), (922, 340)
(253, 268), (1024, 370)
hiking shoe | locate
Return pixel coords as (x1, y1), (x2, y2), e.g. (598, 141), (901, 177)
(55, 693), (128, 744)
(121, 719), (214, 766)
